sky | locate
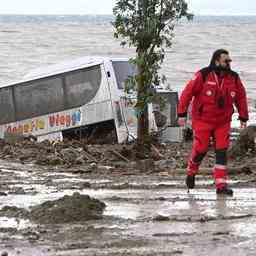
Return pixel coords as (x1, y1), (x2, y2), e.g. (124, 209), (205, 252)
(0, 0), (255, 15)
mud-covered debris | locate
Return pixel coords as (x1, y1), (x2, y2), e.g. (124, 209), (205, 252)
(22, 230), (40, 241)
(153, 232), (194, 237)
(45, 155), (64, 166)
(229, 126), (256, 158)
(213, 231), (230, 236)
(0, 227), (18, 233)
(136, 159), (155, 172)
(0, 206), (29, 219)
(30, 192), (106, 224)
(240, 166), (253, 175)
(155, 159), (176, 170)
(59, 147), (82, 163)
(8, 187), (26, 195)
(81, 182), (91, 188)
(2, 134), (256, 176)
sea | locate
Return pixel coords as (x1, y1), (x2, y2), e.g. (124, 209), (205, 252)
(0, 15), (255, 103)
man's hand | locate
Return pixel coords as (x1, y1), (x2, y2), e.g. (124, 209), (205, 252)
(240, 121), (247, 129)
(178, 117), (187, 127)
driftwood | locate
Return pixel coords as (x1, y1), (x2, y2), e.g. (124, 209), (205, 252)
(110, 150), (130, 162)
(228, 126), (256, 158)
(83, 151), (97, 162)
(151, 144), (164, 159)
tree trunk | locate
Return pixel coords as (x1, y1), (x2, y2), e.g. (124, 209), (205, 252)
(136, 60), (150, 158)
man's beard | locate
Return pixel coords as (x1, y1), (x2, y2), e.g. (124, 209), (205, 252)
(213, 64), (231, 75)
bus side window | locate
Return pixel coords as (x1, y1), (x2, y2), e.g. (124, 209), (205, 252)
(14, 77), (65, 121)
(0, 87), (16, 125)
(64, 65), (102, 108)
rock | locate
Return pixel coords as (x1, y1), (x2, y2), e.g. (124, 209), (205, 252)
(0, 192), (7, 196)
(153, 215), (170, 221)
(88, 163), (97, 172)
(1, 251), (8, 256)
(30, 192), (105, 224)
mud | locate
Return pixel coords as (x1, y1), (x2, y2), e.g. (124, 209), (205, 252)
(0, 192), (106, 225)
(30, 193), (105, 224)
(0, 139), (256, 255)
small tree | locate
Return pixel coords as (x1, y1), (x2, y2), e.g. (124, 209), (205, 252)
(113, 0), (192, 156)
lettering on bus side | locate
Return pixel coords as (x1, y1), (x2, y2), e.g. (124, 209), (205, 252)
(5, 119), (46, 134)
(49, 110), (81, 128)
(5, 110), (81, 135)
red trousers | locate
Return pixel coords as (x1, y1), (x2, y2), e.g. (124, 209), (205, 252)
(187, 120), (231, 189)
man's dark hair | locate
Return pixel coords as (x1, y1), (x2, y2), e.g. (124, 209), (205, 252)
(210, 49), (229, 66)
(200, 48), (238, 82)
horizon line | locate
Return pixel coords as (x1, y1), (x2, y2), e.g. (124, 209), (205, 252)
(0, 13), (256, 16)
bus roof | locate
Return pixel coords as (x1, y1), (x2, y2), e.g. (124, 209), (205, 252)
(0, 56), (129, 89)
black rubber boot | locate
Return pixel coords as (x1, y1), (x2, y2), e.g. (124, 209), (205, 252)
(186, 175), (195, 189)
(216, 186), (233, 196)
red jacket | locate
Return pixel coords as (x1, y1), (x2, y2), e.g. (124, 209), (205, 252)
(178, 69), (249, 124)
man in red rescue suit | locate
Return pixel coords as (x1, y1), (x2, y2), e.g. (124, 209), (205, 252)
(178, 49), (249, 196)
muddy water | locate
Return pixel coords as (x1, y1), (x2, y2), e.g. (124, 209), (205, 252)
(0, 160), (256, 256)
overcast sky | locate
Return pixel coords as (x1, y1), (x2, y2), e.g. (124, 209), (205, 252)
(0, 0), (255, 15)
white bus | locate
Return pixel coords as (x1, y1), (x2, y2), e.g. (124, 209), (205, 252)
(0, 56), (160, 143)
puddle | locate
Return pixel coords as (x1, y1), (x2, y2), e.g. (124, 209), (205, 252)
(0, 162), (256, 255)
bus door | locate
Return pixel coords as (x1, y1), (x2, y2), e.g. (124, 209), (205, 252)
(111, 61), (157, 142)
(110, 61), (139, 142)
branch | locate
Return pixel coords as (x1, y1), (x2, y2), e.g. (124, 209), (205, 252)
(148, 0), (164, 57)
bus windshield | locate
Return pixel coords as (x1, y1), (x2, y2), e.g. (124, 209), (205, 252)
(112, 61), (136, 90)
